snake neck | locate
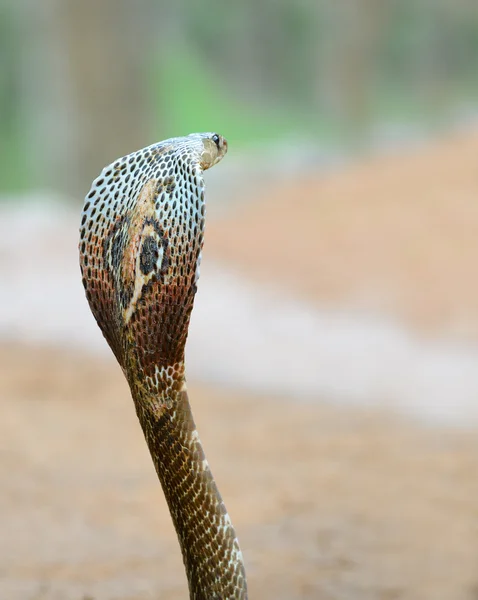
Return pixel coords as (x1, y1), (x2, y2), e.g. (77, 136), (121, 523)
(80, 133), (247, 598)
(129, 373), (247, 600)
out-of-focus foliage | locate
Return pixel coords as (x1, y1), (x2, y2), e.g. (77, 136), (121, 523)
(1, 0), (477, 195)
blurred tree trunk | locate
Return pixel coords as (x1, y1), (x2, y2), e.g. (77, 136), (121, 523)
(19, 0), (155, 198)
(317, 1), (391, 129)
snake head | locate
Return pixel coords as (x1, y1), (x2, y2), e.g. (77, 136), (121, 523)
(191, 132), (228, 171)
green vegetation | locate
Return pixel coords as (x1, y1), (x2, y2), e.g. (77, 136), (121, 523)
(1, 0), (478, 194)
(154, 50), (320, 149)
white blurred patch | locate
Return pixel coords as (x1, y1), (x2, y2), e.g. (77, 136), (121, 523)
(1, 198), (478, 426)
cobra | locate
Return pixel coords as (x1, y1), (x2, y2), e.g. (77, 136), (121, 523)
(79, 133), (247, 599)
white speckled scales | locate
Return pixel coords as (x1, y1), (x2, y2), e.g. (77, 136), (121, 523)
(81, 134), (211, 301)
(79, 133), (227, 370)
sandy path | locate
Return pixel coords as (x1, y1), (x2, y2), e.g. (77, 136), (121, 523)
(207, 129), (478, 337)
(1, 344), (477, 600)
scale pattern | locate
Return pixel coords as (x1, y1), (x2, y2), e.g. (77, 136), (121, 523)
(79, 133), (247, 599)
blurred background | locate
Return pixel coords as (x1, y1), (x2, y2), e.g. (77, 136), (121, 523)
(1, 1), (478, 599)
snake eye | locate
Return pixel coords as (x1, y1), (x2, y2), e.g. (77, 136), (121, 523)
(212, 134), (220, 148)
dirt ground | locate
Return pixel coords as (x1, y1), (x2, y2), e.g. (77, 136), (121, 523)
(2, 130), (478, 599)
(1, 344), (477, 600)
(207, 129), (478, 337)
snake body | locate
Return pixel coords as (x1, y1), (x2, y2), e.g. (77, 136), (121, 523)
(79, 133), (247, 599)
